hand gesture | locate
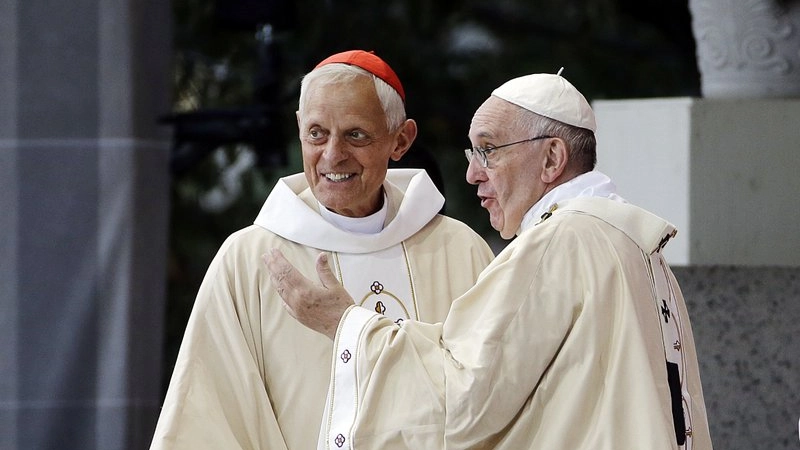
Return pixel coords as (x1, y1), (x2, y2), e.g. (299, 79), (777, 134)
(263, 249), (355, 340)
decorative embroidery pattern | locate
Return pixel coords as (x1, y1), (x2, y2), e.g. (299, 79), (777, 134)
(325, 244), (419, 449)
(358, 280), (411, 321)
(649, 249), (693, 449)
(332, 245), (418, 322)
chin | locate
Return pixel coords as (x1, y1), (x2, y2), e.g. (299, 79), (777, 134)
(499, 230), (516, 240)
(496, 218), (519, 240)
(490, 215), (506, 235)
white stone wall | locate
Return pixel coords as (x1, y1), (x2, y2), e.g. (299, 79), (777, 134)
(595, 97), (800, 266)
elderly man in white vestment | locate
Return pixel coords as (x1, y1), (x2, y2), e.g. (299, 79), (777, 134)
(266, 72), (713, 449)
(149, 50), (494, 450)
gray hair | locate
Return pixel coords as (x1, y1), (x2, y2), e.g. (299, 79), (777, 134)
(298, 63), (406, 132)
(512, 109), (597, 173)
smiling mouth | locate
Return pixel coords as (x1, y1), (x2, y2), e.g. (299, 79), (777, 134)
(325, 173), (354, 182)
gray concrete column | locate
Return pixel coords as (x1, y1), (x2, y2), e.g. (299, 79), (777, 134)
(0, 0), (172, 449)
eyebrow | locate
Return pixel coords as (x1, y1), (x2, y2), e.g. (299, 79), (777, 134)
(470, 130), (498, 142)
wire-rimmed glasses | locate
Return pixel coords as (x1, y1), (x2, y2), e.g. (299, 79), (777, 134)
(464, 135), (553, 168)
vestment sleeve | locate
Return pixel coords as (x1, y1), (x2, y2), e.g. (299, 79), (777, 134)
(323, 228), (578, 448)
(440, 235), (580, 447)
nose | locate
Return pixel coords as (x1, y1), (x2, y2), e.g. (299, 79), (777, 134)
(322, 135), (350, 163)
(465, 157), (486, 186)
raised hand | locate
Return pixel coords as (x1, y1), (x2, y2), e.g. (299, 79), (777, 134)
(263, 249), (355, 340)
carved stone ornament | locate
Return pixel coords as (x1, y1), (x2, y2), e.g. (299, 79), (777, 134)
(689, 0), (800, 98)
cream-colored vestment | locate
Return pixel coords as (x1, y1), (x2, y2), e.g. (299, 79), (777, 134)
(150, 169), (494, 450)
(328, 173), (712, 450)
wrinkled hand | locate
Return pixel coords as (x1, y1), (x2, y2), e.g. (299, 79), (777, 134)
(263, 249), (355, 340)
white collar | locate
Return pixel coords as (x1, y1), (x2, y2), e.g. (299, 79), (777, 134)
(254, 169), (445, 254)
(517, 170), (627, 235)
(317, 192), (388, 234)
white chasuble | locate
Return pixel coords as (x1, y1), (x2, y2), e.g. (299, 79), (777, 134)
(149, 169), (495, 450)
(326, 187), (712, 449)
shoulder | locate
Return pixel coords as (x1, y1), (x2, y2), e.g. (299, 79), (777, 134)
(224, 223), (276, 245)
(511, 208), (640, 281)
(416, 214), (489, 244)
(531, 203), (618, 241)
(500, 212), (602, 268)
(403, 215), (494, 263)
(215, 224), (287, 261)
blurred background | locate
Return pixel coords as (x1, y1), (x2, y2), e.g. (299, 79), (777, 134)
(164, 0), (700, 373)
(2, 0), (798, 449)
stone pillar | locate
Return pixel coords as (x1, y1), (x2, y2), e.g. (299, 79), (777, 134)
(689, 0), (800, 98)
(0, 1), (172, 449)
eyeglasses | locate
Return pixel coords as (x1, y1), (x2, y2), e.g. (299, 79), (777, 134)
(464, 135), (553, 168)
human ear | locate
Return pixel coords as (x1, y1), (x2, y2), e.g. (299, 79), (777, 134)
(541, 137), (569, 183)
(390, 119), (417, 161)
